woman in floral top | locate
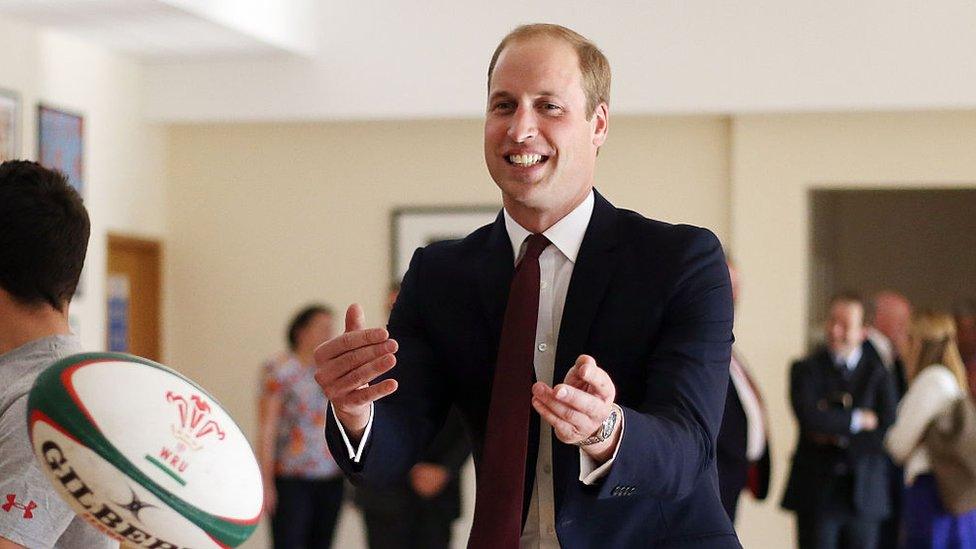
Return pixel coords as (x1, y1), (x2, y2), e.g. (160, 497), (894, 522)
(258, 304), (344, 548)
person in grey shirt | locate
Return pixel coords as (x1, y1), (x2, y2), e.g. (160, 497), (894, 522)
(0, 160), (115, 549)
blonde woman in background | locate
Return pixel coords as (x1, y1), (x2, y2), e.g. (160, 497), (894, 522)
(885, 312), (976, 548)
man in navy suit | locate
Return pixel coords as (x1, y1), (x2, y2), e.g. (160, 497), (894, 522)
(315, 24), (737, 548)
(782, 294), (897, 549)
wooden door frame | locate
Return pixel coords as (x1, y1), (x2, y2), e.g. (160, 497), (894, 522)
(106, 233), (163, 360)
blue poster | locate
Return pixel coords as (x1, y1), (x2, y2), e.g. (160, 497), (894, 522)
(38, 105), (83, 194)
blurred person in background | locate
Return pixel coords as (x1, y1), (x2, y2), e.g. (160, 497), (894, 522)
(717, 260), (771, 522)
(885, 312), (975, 548)
(863, 290), (913, 548)
(782, 293), (899, 549)
(354, 283), (471, 549)
(865, 291), (913, 399)
(258, 304), (344, 549)
(953, 299), (976, 396)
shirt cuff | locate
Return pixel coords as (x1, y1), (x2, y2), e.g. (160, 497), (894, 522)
(578, 405), (625, 485)
(329, 402), (374, 463)
(850, 409), (863, 434)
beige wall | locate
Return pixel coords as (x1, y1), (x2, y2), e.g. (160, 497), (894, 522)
(165, 115), (730, 548)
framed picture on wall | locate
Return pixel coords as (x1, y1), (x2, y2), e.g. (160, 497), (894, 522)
(0, 88), (20, 162)
(391, 206), (500, 282)
(38, 104), (84, 194)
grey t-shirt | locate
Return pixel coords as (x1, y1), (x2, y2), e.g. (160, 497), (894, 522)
(0, 335), (117, 549)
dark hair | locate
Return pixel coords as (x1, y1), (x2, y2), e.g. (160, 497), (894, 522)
(827, 291), (865, 326)
(0, 160), (90, 312)
(287, 304), (333, 351)
(830, 291), (864, 311)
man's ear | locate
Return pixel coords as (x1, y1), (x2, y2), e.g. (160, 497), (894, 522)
(592, 102), (609, 148)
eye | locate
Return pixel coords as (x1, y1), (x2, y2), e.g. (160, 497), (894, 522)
(491, 101), (515, 113)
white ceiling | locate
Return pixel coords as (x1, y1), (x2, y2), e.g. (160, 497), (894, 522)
(0, 0), (315, 59)
(4, 0), (976, 122)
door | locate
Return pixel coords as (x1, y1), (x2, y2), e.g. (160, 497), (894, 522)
(106, 234), (162, 361)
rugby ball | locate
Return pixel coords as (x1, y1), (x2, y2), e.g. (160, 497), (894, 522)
(26, 352), (262, 548)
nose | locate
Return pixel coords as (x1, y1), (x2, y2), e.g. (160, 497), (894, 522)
(507, 105), (537, 143)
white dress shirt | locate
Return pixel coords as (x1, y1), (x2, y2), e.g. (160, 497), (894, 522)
(729, 351), (766, 461)
(885, 365), (963, 485)
(332, 190), (623, 548)
(866, 327), (895, 369)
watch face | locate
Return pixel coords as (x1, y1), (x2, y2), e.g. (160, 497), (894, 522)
(601, 410), (616, 438)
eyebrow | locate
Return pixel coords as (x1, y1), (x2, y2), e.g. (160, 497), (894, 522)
(488, 90), (561, 102)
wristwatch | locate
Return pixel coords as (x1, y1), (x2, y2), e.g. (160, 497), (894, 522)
(575, 404), (620, 447)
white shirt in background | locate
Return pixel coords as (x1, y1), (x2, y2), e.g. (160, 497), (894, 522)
(885, 365), (964, 485)
(729, 352), (766, 462)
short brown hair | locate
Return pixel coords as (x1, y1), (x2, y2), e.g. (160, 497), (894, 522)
(487, 24), (611, 119)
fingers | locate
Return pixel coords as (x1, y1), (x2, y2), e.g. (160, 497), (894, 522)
(564, 355), (615, 402)
(327, 338), (398, 380)
(315, 343), (397, 396)
(544, 382), (607, 419)
(343, 379), (399, 407)
(313, 303), (400, 418)
(314, 325), (390, 363)
(333, 351), (398, 395)
(532, 390), (590, 442)
(532, 382), (609, 444)
(345, 303), (366, 333)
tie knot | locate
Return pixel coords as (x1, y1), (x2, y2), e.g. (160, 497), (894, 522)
(523, 233), (551, 262)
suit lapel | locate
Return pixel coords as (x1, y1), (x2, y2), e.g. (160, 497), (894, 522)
(553, 189), (620, 385)
(476, 211), (515, 347)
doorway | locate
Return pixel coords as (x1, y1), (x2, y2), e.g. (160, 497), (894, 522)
(106, 234), (162, 361)
(808, 188), (976, 345)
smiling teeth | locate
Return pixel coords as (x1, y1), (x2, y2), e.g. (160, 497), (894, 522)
(509, 154), (543, 166)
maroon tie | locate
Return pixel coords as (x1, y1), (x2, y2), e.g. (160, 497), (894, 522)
(469, 233), (550, 549)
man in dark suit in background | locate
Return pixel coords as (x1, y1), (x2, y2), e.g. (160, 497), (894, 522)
(354, 283), (470, 549)
(717, 261), (771, 522)
(862, 290), (912, 549)
(782, 293), (898, 549)
(316, 24), (737, 548)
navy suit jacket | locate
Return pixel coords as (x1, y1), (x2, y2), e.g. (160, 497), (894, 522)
(326, 190), (739, 548)
(781, 345), (898, 520)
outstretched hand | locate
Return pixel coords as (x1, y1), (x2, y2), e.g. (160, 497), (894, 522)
(531, 355), (620, 462)
(314, 304), (399, 440)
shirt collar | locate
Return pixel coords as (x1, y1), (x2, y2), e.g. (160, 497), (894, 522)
(833, 345), (863, 370)
(503, 190), (594, 264)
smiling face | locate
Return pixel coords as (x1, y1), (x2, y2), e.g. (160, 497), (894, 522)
(484, 36), (608, 232)
(826, 300), (866, 358)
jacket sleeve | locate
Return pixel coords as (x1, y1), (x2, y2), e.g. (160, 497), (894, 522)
(789, 361), (854, 436)
(851, 363), (899, 453)
(325, 247), (451, 487)
(596, 227), (734, 501)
